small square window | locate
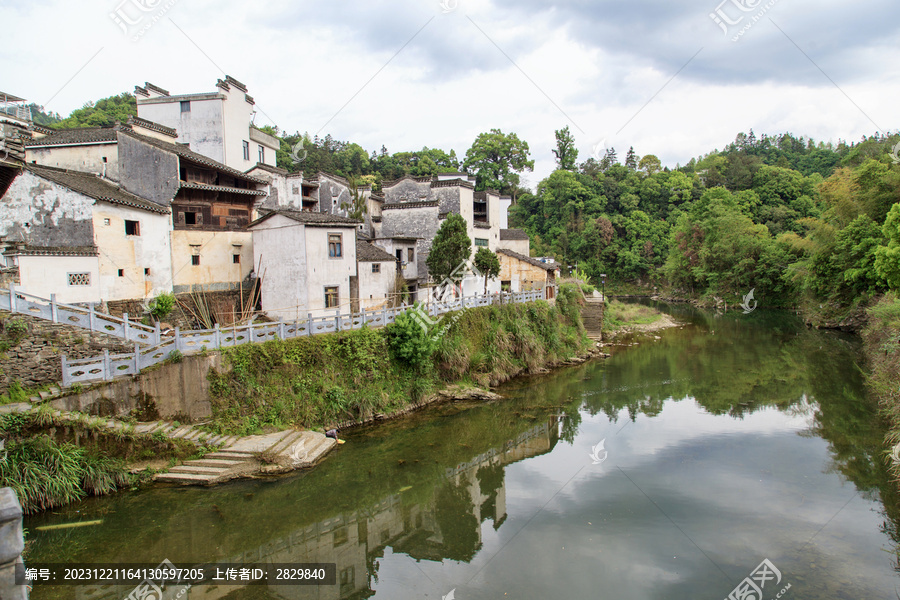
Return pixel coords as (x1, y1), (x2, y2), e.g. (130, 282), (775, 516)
(191, 255), (200, 266)
(180, 100), (191, 113)
(144, 268), (150, 275)
(102, 156), (108, 163)
(125, 220), (140, 236)
(233, 254), (240, 264)
(184, 211), (197, 225)
(117, 269), (124, 277)
(325, 286), (339, 308)
(407, 248), (414, 262)
(372, 263), (380, 273)
(103, 218), (111, 226)
(328, 233), (342, 258)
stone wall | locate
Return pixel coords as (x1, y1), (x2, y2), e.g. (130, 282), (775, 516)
(50, 352), (226, 422)
(0, 311), (131, 396)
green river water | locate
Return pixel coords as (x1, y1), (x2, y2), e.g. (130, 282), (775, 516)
(24, 303), (900, 599)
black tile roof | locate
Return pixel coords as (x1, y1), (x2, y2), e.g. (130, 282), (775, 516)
(24, 164), (170, 214)
(246, 162), (289, 176)
(127, 116), (177, 138)
(24, 127), (119, 147)
(497, 248), (557, 271)
(248, 209), (361, 228)
(356, 240), (398, 262)
(4, 245), (99, 257)
(382, 201), (439, 210)
(500, 228), (529, 240)
(179, 181), (267, 196)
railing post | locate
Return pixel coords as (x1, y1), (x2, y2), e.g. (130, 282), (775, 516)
(103, 349), (111, 381)
(133, 344), (140, 375)
(174, 327), (181, 352)
(307, 313), (313, 336)
(61, 354), (69, 387)
(214, 323), (221, 349)
(8, 284), (16, 313)
(50, 293), (58, 323)
(154, 322), (161, 345)
(335, 309), (341, 332)
(382, 305), (387, 326)
(278, 320), (285, 340)
(123, 312), (130, 341)
(89, 302), (96, 332)
(360, 307), (366, 329)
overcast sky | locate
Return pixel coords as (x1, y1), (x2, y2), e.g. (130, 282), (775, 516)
(3, 0), (899, 188)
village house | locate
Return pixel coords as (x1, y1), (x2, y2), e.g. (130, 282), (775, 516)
(134, 76), (280, 172)
(379, 172), (502, 296)
(0, 163), (172, 303)
(354, 239), (400, 311)
(248, 210), (362, 320)
(497, 249), (558, 297)
(23, 121), (268, 294)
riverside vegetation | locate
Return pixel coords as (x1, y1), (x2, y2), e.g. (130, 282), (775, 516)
(205, 285), (590, 436)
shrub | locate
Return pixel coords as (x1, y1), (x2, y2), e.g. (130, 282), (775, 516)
(384, 306), (438, 371)
(148, 292), (176, 322)
(4, 319), (27, 344)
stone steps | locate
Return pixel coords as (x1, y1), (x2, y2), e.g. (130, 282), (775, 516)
(154, 472), (220, 485)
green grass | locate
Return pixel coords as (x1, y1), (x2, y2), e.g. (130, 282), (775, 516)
(862, 293), (900, 483)
(602, 300), (664, 333)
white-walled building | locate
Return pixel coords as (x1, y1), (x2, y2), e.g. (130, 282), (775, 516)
(355, 240), (399, 311)
(0, 164), (173, 303)
(248, 211), (361, 320)
(135, 77), (280, 172)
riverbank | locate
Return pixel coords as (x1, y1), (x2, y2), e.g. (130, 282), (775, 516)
(204, 285), (594, 436)
(861, 293), (900, 484)
(601, 299), (680, 339)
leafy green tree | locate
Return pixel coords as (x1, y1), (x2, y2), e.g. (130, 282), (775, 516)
(55, 93), (137, 128)
(474, 247), (501, 294)
(426, 213), (471, 284)
(553, 126), (578, 171)
(638, 154), (661, 175)
(875, 203), (900, 290)
(463, 129), (534, 197)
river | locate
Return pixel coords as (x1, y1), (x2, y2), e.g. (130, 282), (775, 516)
(25, 303), (900, 599)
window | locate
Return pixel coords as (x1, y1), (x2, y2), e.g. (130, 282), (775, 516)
(328, 233), (343, 258)
(258, 145), (264, 163)
(184, 211), (197, 225)
(325, 286), (339, 308)
(125, 220), (140, 236)
(395, 250), (403, 262)
(103, 218), (110, 226)
(243, 140), (250, 161)
(102, 156), (108, 163)
(180, 101), (191, 113)
(475, 238), (488, 247)
(117, 269), (124, 277)
(407, 248), (415, 262)
(144, 268), (150, 275)
(233, 254), (240, 264)
(68, 273), (91, 286)
(191, 255), (200, 266)
(339, 566), (355, 596)
(372, 263), (380, 273)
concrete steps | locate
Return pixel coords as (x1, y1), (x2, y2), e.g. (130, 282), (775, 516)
(581, 298), (605, 341)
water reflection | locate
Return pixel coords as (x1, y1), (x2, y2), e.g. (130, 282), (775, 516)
(26, 305), (900, 599)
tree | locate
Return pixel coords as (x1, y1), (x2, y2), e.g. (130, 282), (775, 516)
(463, 129), (534, 198)
(625, 147), (638, 170)
(553, 126), (578, 171)
(875, 203), (900, 290)
(426, 213), (471, 284)
(341, 175), (368, 221)
(55, 92), (137, 128)
(474, 247), (501, 293)
(638, 154), (661, 176)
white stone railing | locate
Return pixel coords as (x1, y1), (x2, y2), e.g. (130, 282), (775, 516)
(59, 289), (548, 387)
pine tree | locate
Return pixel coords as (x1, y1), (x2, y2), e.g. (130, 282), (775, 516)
(625, 146), (638, 170)
(426, 213), (472, 284)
